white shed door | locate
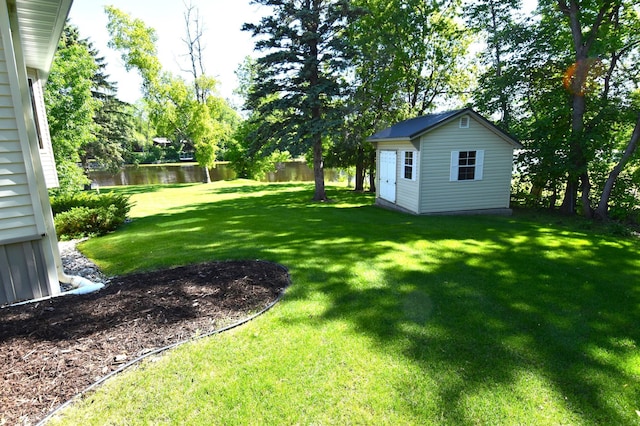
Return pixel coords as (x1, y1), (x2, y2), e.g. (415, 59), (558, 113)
(379, 150), (397, 203)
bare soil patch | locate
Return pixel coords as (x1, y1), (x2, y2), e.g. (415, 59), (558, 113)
(0, 260), (289, 425)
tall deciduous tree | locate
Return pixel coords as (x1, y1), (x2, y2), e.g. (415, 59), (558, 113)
(243, 0), (359, 201)
(466, 0), (562, 205)
(471, 0), (640, 221)
(556, 0), (621, 215)
(335, 0), (472, 191)
(106, 5), (237, 182)
(105, 6), (162, 98)
(179, 2), (225, 182)
(540, 0), (640, 218)
(352, 0), (472, 115)
(465, 0), (524, 131)
(45, 25), (99, 191)
(384, 0), (472, 115)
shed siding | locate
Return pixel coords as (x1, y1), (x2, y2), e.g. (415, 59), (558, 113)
(376, 141), (420, 213)
(419, 117), (514, 213)
(0, 37), (38, 241)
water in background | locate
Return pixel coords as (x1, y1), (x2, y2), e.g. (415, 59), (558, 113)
(88, 162), (342, 186)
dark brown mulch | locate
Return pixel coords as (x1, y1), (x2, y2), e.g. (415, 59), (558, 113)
(0, 260), (289, 426)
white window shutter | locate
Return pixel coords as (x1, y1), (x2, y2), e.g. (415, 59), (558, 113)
(450, 151), (459, 181)
(410, 151), (417, 180)
(475, 150), (484, 180)
(412, 154), (417, 180)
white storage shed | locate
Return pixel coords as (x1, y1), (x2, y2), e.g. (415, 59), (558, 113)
(368, 108), (522, 215)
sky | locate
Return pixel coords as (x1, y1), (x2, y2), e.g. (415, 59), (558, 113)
(68, 0), (267, 106)
(68, 0), (538, 107)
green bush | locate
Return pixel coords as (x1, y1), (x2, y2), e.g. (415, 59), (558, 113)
(51, 191), (130, 215)
(165, 146), (180, 162)
(51, 191), (131, 239)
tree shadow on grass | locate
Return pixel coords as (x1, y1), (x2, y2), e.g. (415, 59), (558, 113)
(311, 217), (640, 424)
(101, 183), (200, 197)
(208, 182), (311, 195)
(82, 185), (375, 274)
(83, 186), (640, 423)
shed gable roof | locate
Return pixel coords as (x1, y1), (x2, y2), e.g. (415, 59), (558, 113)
(367, 108), (522, 148)
(368, 109), (463, 141)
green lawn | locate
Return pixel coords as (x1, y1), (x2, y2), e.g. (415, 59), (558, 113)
(51, 181), (640, 425)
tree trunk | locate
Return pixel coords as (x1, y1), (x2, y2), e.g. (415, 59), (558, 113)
(307, 0), (325, 201)
(549, 186), (558, 210)
(580, 171), (593, 218)
(557, 0), (617, 216)
(488, 1), (510, 130)
(594, 113), (640, 220)
(560, 179), (578, 214)
(203, 166), (211, 183)
(529, 182), (543, 202)
(312, 133), (326, 201)
(354, 164), (364, 192)
(354, 146), (364, 192)
(368, 150), (376, 193)
(560, 89), (588, 215)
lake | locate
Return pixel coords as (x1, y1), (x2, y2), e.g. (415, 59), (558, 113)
(88, 162), (343, 187)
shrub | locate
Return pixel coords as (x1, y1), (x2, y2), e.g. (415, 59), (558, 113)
(165, 146), (180, 162)
(54, 160), (91, 193)
(51, 191), (130, 215)
(51, 191), (131, 239)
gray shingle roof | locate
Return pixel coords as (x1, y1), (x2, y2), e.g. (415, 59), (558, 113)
(367, 109), (467, 141)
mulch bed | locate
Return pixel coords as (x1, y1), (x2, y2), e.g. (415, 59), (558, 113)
(0, 260), (289, 425)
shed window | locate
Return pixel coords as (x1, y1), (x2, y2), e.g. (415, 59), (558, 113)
(402, 150), (416, 180)
(450, 150), (484, 181)
(458, 151), (476, 180)
(459, 116), (470, 128)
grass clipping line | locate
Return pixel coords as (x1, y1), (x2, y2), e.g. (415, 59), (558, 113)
(0, 260), (290, 426)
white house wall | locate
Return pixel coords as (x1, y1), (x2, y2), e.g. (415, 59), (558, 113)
(0, 19), (40, 242)
(419, 117), (513, 214)
(376, 141), (420, 214)
(27, 68), (58, 188)
(0, 0), (61, 306)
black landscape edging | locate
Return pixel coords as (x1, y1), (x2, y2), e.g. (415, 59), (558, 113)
(37, 262), (290, 425)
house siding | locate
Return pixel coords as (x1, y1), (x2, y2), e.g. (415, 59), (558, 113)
(376, 141), (420, 213)
(419, 116), (514, 214)
(0, 238), (49, 305)
(27, 68), (58, 188)
(0, 36), (39, 241)
(0, 1), (60, 306)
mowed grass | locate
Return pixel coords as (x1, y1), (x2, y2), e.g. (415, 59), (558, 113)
(51, 181), (640, 425)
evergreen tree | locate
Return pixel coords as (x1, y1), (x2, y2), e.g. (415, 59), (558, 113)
(83, 43), (131, 173)
(243, 0), (360, 201)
